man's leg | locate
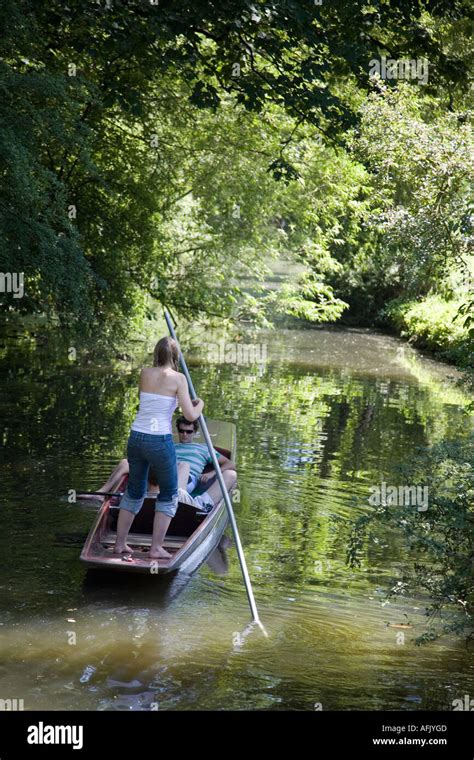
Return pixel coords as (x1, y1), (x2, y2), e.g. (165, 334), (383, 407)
(77, 459), (129, 501)
(177, 461), (190, 491)
(98, 459), (129, 494)
(196, 469), (237, 509)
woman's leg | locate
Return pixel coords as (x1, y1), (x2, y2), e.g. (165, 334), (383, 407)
(146, 437), (178, 559)
(114, 435), (149, 554)
(115, 510), (136, 554)
(150, 513), (173, 559)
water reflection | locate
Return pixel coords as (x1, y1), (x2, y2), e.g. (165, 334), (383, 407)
(81, 536), (232, 608)
(0, 322), (472, 710)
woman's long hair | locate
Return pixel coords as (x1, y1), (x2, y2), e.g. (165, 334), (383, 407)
(153, 337), (179, 371)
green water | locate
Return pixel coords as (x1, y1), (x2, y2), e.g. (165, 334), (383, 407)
(0, 324), (472, 710)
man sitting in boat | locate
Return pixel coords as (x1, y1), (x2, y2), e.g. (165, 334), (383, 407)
(172, 415), (237, 512)
(82, 416), (237, 512)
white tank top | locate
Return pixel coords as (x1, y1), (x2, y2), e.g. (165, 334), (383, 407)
(131, 391), (177, 435)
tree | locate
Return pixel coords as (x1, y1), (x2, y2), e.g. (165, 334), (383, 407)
(1, 0), (471, 337)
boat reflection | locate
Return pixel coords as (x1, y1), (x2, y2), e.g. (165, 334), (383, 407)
(81, 534), (232, 607)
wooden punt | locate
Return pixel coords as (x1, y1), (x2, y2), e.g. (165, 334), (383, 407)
(79, 420), (236, 575)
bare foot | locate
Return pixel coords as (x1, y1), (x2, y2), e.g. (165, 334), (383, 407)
(149, 546), (172, 559)
(113, 543), (133, 555)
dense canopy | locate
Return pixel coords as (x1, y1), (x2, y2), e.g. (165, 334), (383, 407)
(0, 0), (472, 361)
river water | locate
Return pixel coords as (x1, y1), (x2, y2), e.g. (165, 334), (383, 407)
(0, 324), (472, 710)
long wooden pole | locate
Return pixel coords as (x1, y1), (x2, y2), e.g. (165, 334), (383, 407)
(164, 309), (262, 626)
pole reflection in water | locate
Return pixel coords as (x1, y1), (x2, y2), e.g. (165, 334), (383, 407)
(0, 324), (472, 710)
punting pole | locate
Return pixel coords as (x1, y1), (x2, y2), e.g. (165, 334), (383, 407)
(164, 308), (265, 630)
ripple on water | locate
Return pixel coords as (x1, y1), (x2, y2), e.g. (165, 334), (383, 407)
(0, 327), (472, 709)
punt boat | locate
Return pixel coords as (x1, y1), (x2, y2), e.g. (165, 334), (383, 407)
(80, 420), (236, 575)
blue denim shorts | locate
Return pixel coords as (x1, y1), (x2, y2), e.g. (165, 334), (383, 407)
(119, 431), (178, 518)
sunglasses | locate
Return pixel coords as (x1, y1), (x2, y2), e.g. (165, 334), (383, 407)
(178, 429), (194, 434)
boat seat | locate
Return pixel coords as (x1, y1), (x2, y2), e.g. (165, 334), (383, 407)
(101, 532), (188, 549)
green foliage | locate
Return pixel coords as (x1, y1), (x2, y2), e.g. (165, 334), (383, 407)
(0, 58), (97, 323)
(1, 0), (472, 346)
(347, 438), (474, 644)
(381, 294), (474, 367)
(349, 84), (473, 298)
(262, 85), (472, 339)
(312, 83), (474, 349)
(266, 274), (348, 323)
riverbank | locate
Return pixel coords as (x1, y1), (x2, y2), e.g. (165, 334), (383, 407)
(1, 292), (472, 385)
(379, 295), (473, 369)
(242, 255), (473, 373)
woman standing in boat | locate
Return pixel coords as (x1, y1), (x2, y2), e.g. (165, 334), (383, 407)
(114, 336), (203, 559)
